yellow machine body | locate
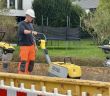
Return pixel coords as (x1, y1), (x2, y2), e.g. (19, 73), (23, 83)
(0, 42), (15, 51)
(52, 62), (82, 78)
(40, 40), (46, 49)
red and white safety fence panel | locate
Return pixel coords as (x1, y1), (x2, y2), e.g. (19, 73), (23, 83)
(0, 80), (72, 96)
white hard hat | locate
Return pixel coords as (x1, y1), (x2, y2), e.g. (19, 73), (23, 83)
(25, 9), (35, 18)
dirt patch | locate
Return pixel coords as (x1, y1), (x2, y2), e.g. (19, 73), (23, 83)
(50, 56), (104, 67)
(81, 66), (110, 82)
(0, 62), (110, 82)
(12, 56), (104, 67)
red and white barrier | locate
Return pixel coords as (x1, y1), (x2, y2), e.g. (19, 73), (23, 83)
(0, 80), (103, 96)
(0, 80), (72, 96)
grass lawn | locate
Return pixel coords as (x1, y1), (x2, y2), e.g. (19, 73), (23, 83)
(13, 39), (106, 61)
(40, 39), (105, 59)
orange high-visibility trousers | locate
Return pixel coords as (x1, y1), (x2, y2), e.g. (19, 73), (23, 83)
(18, 44), (36, 74)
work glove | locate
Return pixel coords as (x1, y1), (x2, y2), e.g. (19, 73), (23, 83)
(32, 31), (38, 35)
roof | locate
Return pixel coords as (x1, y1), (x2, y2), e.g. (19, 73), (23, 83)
(72, 0), (99, 9)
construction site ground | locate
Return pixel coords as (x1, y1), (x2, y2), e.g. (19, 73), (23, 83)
(0, 62), (110, 82)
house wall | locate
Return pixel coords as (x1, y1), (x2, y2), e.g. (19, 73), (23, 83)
(6, 0), (33, 16)
(22, 0), (33, 10)
(72, 0), (99, 13)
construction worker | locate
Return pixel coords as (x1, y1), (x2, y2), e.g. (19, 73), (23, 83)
(17, 9), (37, 74)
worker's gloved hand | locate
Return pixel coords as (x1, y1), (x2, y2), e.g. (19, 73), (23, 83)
(32, 31), (38, 35)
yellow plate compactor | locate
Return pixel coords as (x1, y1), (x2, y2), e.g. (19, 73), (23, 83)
(34, 33), (82, 79)
(0, 31), (15, 71)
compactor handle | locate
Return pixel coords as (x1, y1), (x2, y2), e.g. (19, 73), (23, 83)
(0, 31), (5, 41)
(64, 57), (72, 64)
(33, 32), (47, 41)
(33, 32), (47, 47)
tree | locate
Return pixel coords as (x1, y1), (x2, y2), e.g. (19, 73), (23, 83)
(82, 0), (110, 44)
(32, 0), (84, 27)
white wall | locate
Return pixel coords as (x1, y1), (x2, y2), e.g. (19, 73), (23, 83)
(6, 9), (25, 16)
(6, 0), (34, 16)
(23, 0), (34, 10)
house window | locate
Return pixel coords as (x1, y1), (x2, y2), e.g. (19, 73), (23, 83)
(10, 0), (15, 9)
(18, 0), (23, 10)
